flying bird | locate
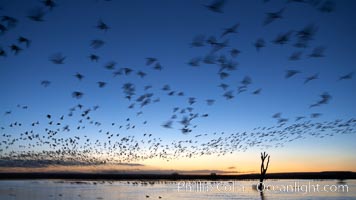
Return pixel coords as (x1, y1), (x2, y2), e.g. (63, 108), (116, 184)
(0, 23), (7, 34)
(273, 31), (293, 45)
(318, 0), (335, 13)
(289, 51), (302, 61)
(188, 57), (201, 67)
(91, 39), (105, 49)
(162, 121), (173, 128)
(218, 83), (229, 90)
(89, 54), (99, 62)
(221, 23), (239, 38)
(310, 113), (322, 118)
(0, 48), (6, 57)
(18, 36), (31, 48)
(310, 92), (332, 108)
(285, 70), (300, 79)
(9, 44), (22, 55)
(272, 112), (281, 118)
(206, 99), (215, 105)
(72, 91), (84, 99)
(1, 16), (18, 29)
(96, 19), (109, 31)
(104, 61), (116, 70)
(230, 48), (240, 57)
(204, 0), (226, 13)
(74, 73), (84, 81)
(264, 8), (284, 25)
(97, 82), (107, 88)
(241, 76), (252, 85)
(49, 53), (65, 64)
(42, 0), (56, 10)
(304, 74), (319, 84)
(191, 35), (206, 47)
(338, 72), (353, 81)
(137, 71), (147, 78)
(252, 88), (262, 95)
(41, 80), (51, 87)
(27, 8), (46, 21)
(146, 57), (157, 65)
(223, 91), (234, 99)
(254, 38), (265, 51)
(154, 63), (163, 71)
(309, 46), (326, 58)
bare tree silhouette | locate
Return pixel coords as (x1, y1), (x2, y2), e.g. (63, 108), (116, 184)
(258, 152), (270, 191)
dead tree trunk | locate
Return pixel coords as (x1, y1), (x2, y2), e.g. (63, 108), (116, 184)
(258, 152), (270, 191)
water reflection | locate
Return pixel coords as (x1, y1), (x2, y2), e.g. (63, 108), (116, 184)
(0, 179), (354, 200)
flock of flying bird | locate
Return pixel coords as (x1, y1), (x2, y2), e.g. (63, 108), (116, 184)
(0, 0), (355, 168)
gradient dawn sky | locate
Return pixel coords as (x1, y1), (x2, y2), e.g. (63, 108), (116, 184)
(0, 0), (356, 174)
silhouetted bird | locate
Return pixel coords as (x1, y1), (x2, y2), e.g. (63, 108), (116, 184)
(221, 23), (239, 37)
(137, 71), (146, 78)
(273, 31), (293, 45)
(295, 116), (306, 121)
(188, 57), (201, 67)
(205, 0), (226, 13)
(264, 8), (284, 25)
(319, 0), (335, 13)
(304, 74), (318, 84)
(72, 91), (84, 99)
(272, 112), (281, 118)
(154, 63), (163, 71)
(89, 54), (99, 62)
(18, 36), (31, 48)
(219, 71), (229, 79)
(9, 44), (22, 55)
(241, 76), (252, 85)
(310, 92), (332, 108)
(206, 99), (215, 105)
(0, 48), (6, 57)
(27, 8), (46, 21)
(289, 51), (302, 61)
(74, 73), (84, 81)
(146, 57), (157, 65)
(42, 0), (56, 10)
(203, 54), (216, 64)
(96, 19), (109, 31)
(1, 16), (18, 29)
(41, 80), (51, 87)
(223, 91), (234, 99)
(162, 121), (173, 128)
(219, 83), (229, 90)
(0, 23), (7, 34)
(191, 35), (206, 47)
(338, 72), (353, 81)
(206, 36), (217, 45)
(50, 53), (65, 64)
(311, 113), (322, 118)
(295, 24), (318, 48)
(252, 88), (262, 95)
(230, 48), (240, 57)
(254, 38), (265, 51)
(97, 82), (107, 88)
(104, 61), (116, 70)
(285, 70), (300, 78)
(91, 39), (105, 49)
(309, 46), (326, 57)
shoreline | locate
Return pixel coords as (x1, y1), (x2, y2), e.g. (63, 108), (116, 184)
(0, 171), (354, 180)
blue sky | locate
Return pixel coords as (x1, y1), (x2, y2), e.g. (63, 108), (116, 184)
(0, 0), (355, 172)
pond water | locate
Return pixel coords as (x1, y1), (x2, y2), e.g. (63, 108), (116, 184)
(0, 179), (354, 200)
